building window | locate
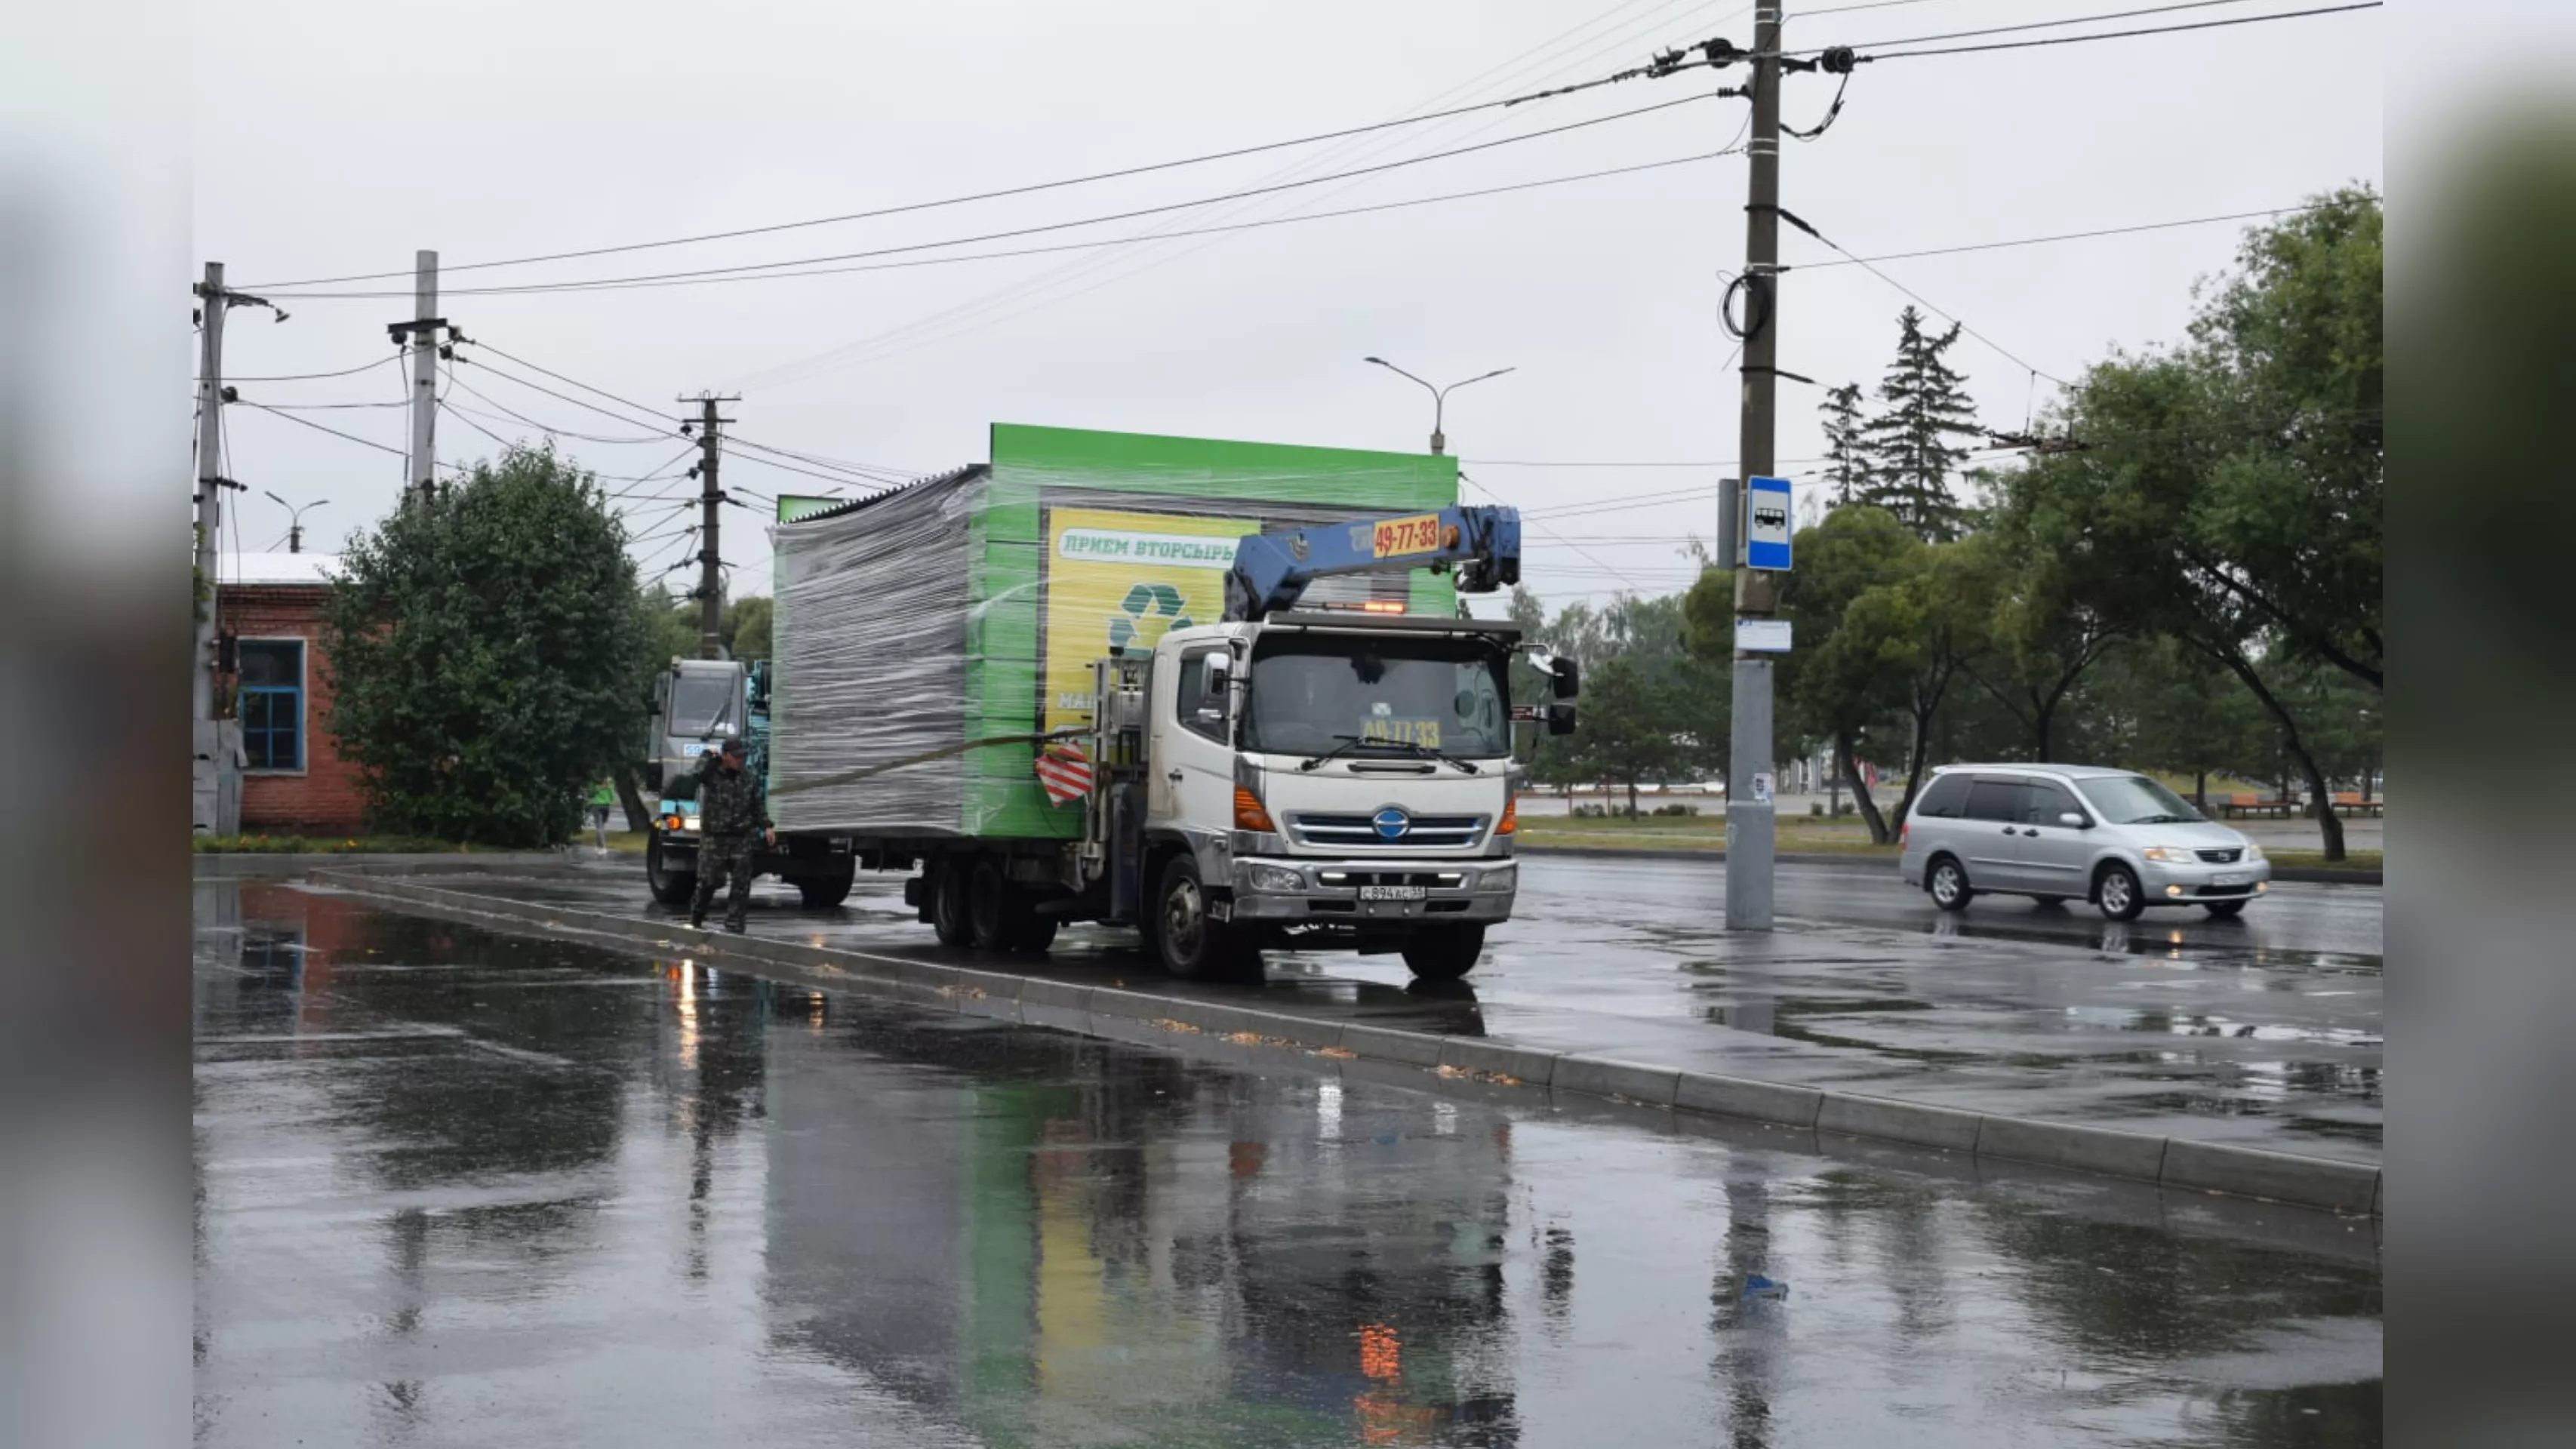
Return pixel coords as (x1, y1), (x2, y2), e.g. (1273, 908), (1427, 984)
(239, 639), (305, 772)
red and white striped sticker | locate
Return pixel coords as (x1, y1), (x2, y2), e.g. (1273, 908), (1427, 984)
(1034, 743), (1092, 805)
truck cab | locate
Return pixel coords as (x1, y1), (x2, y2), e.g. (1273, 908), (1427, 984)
(1094, 602), (1572, 983)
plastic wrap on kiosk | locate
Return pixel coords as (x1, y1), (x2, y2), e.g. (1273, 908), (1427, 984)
(767, 425), (1461, 840)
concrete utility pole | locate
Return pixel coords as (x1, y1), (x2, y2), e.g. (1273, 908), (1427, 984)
(399, 250), (442, 497)
(193, 261), (228, 724)
(1724, 6), (1785, 932)
(685, 393), (739, 658)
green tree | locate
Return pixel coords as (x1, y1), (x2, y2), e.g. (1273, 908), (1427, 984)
(1818, 381), (1872, 508)
(655, 592), (774, 662)
(2004, 191), (2381, 857)
(1776, 505), (1921, 842)
(728, 595), (774, 663)
(322, 446), (660, 846)
(1860, 306), (1984, 541)
(2088, 636), (2271, 806)
(1961, 489), (2121, 761)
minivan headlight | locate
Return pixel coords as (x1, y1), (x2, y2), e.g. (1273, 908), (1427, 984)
(2243, 842), (2266, 862)
(2140, 846), (2193, 863)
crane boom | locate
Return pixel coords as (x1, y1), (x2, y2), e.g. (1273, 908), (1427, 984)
(1223, 505), (1522, 623)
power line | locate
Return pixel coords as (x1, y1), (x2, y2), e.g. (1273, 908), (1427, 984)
(1779, 206), (2072, 386)
(206, 353), (404, 383)
(233, 399), (408, 458)
(1789, 200), (2335, 269)
(276, 149), (1749, 302)
(1812, 0), (2285, 53)
(1853, 2), (2381, 62)
(734, 4), (1756, 390)
(445, 368), (674, 445)
(261, 92), (1732, 300)
(437, 399), (519, 454)
(238, 90), (1671, 291)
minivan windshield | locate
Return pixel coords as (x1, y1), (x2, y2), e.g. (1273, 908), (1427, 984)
(1244, 633), (1511, 759)
(2076, 774), (2206, 826)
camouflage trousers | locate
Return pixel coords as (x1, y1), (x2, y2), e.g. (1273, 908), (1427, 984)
(691, 834), (758, 931)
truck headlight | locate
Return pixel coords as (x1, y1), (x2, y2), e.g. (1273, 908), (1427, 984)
(1242, 864), (1305, 894)
(1476, 865), (1518, 894)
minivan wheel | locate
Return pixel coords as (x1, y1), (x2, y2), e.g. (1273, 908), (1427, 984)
(2096, 863), (2146, 922)
(1927, 857), (1973, 912)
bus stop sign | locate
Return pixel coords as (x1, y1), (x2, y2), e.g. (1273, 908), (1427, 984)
(1745, 476), (1793, 571)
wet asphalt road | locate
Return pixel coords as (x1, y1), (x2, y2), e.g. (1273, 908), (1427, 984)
(197, 879), (2380, 1447)
(437, 853), (2382, 1162)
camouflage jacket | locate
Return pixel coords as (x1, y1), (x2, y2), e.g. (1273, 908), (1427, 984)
(692, 754), (772, 838)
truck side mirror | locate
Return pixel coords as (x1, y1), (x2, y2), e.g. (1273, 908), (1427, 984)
(1547, 703), (1577, 737)
(1202, 657), (1230, 705)
(1550, 657), (1580, 700)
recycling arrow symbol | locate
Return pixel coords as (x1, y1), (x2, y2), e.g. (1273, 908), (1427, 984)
(1109, 582), (1192, 655)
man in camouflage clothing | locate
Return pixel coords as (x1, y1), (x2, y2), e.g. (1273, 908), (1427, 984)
(689, 735), (774, 933)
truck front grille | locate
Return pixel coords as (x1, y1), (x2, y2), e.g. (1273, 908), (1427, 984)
(1290, 813), (1485, 849)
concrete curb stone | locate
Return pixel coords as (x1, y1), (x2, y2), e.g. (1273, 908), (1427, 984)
(1551, 1055), (1681, 1107)
(1674, 1072), (1825, 1128)
(1977, 1115), (2170, 1183)
(1817, 1094), (1984, 1153)
(306, 869), (2379, 1217)
(2159, 1138), (2381, 1217)
(1512, 844), (2382, 886)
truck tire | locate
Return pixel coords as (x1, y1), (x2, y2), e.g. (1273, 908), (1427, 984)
(646, 832), (697, 907)
(1400, 924), (1485, 982)
(796, 856), (857, 909)
(929, 860), (974, 948)
(967, 857), (1014, 951)
(1154, 855), (1259, 982)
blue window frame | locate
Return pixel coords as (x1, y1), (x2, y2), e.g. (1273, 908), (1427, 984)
(239, 639), (304, 772)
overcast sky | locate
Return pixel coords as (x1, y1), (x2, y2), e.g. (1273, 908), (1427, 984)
(195, 0), (2381, 611)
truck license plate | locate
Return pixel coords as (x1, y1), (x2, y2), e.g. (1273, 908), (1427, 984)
(1358, 885), (1428, 901)
(2213, 872), (2248, 887)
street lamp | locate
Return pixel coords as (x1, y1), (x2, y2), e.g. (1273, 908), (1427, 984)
(263, 492), (330, 554)
(1364, 356), (1515, 456)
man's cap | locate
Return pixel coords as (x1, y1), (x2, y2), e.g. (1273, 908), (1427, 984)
(718, 735), (746, 756)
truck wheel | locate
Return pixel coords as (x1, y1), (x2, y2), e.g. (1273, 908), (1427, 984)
(929, 860), (974, 948)
(645, 833), (697, 907)
(967, 857), (1014, 951)
(1155, 856), (1257, 981)
(1399, 924), (1485, 982)
(796, 856), (856, 909)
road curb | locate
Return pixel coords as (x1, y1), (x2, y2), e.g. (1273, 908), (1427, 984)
(310, 869), (2381, 1219)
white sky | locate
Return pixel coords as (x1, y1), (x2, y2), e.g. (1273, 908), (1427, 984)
(195, 0), (2382, 610)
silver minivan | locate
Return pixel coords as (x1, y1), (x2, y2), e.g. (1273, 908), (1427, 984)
(1897, 764), (2273, 921)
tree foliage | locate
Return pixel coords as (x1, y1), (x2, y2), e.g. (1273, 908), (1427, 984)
(322, 447), (660, 847)
(1858, 306), (1984, 541)
(654, 592), (776, 664)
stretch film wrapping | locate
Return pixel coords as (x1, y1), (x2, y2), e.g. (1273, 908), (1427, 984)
(768, 424), (1459, 838)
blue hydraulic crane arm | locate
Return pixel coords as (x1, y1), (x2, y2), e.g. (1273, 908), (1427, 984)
(1223, 504), (1522, 623)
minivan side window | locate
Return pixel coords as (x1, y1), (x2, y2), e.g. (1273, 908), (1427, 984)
(2022, 779), (2081, 825)
(1913, 774), (1971, 819)
(1962, 779), (2029, 823)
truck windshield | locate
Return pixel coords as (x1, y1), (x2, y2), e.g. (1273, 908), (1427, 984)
(669, 674), (740, 737)
(1244, 634), (1510, 759)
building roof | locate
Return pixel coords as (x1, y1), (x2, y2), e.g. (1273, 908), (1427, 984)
(219, 552), (341, 587)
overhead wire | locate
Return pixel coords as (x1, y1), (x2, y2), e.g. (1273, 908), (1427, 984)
(206, 353), (405, 383)
(1777, 207), (2073, 386)
(260, 94), (1730, 301)
(1842, 1), (2381, 61)
(1808, 0), (2288, 52)
(737, 2), (1756, 390)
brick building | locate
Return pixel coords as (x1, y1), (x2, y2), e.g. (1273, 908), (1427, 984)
(216, 553), (366, 834)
